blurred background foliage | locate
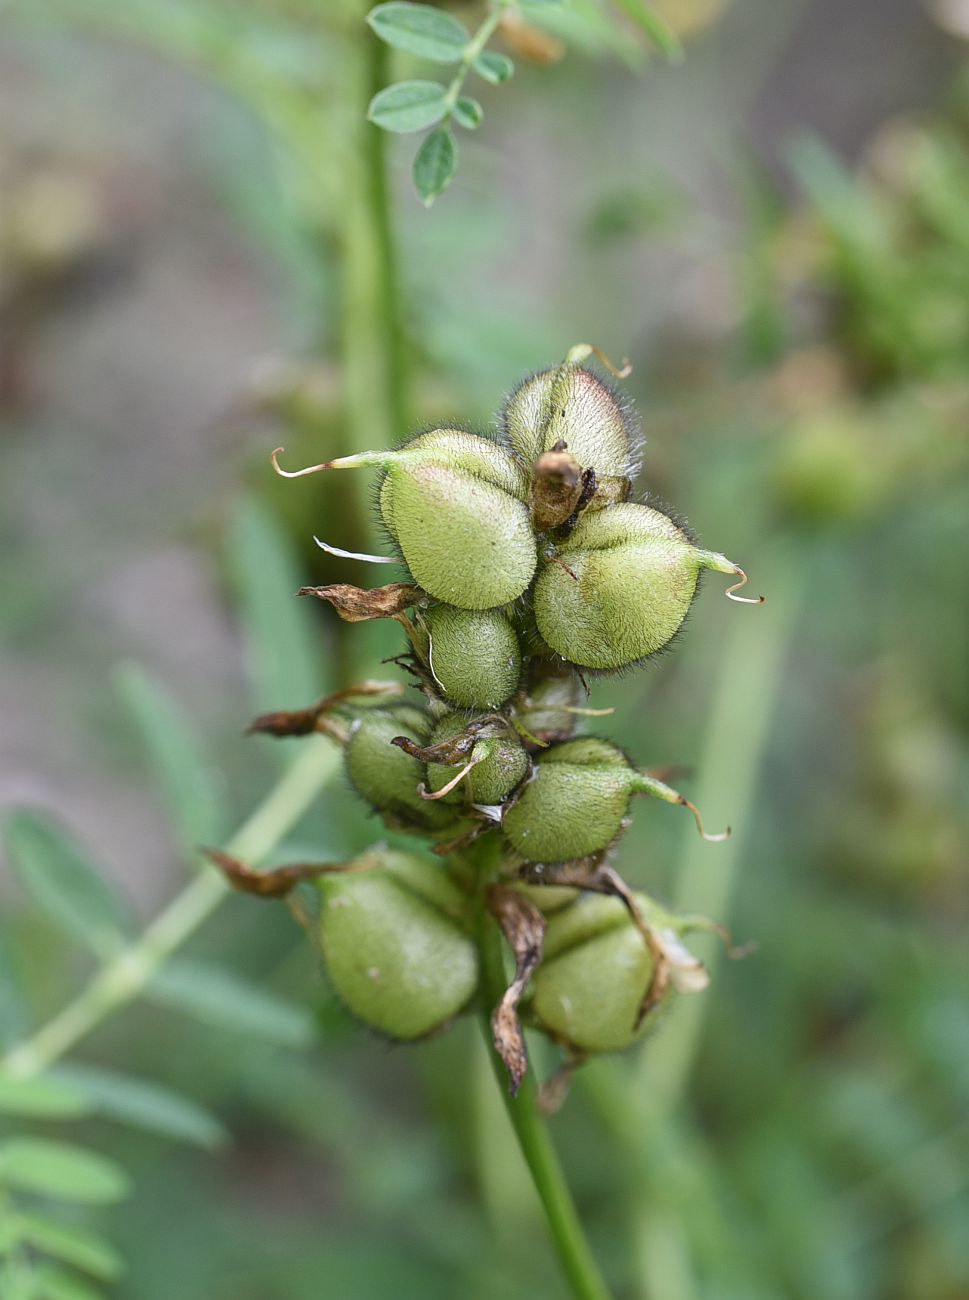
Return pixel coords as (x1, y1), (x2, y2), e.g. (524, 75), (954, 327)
(1, 0), (968, 1297)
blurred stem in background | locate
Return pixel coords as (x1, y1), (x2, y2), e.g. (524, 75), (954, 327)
(2, 738), (340, 1080)
(583, 542), (805, 1298)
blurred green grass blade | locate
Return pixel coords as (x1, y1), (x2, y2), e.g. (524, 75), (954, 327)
(31, 1263), (104, 1300)
(0, 1074), (90, 1120)
(227, 497), (324, 714)
(17, 1214), (123, 1282)
(0, 925), (29, 1049)
(52, 1064), (227, 1150)
(0, 1138), (130, 1205)
(3, 811), (135, 960)
(147, 957), (315, 1048)
(609, 0), (684, 62)
(113, 662), (225, 858)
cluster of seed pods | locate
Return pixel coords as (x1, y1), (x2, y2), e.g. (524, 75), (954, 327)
(217, 346), (760, 1094)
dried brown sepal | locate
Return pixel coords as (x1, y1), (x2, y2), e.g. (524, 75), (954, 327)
(536, 1052), (587, 1115)
(297, 582), (423, 622)
(246, 680), (404, 741)
(530, 447), (583, 532)
(519, 857), (670, 1027)
(487, 884), (547, 1096)
(204, 848), (361, 899)
(391, 717), (505, 768)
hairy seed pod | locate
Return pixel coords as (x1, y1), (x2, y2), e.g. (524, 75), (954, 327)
(534, 502), (750, 671)
(501, 737), (724, 862)
(318, 851), (478, 1040)
(373, 431), (535, 608)
(276, 430), (535, 609)
(502, 364), (635, 481)
(424, 714), (530, 807)
(344, 706), (455, 832)
(419, 604), (522, 709)
(530, 893), (703, 1053)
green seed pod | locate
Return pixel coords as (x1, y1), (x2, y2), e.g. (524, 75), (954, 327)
(419, 604), (522, 709)
(514, 667), (581, 746)
(501, 361), (635, 480)
(424, 713), (530, 807)
(501, 737), (725, 863)
(534, 502), (756, 671)
(318, 851), (478, 1040)
(530, 892), (704, 1053)
(344, 706), (455, 832)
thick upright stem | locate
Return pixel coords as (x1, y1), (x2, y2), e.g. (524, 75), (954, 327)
(2, 738), (341, 1079)
(475, 865), (614, 1300)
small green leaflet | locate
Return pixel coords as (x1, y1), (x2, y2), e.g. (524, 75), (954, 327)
(472, 51), (514, 85)
(453, 97), (483, 131)
(368, 80), (449, 133)
(148, 957), (315, 1048)
(53, 1064), (227, 1149)
(3, 811), (134, 960)
(413, 128), (457, 206)
(367, 3), (469, 63)
(30, 1264), (103, 1300)
(0, 1138), (130, 1204)
(0, 1074), (90, 1120)
(114, 663), (224, 858)
(17, 1214), (124, 1282)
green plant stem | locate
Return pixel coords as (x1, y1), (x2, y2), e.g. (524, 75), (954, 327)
(475, 865), (614, 1300)
(2, 738), (341, 1080)
(442, 1), (511, 117)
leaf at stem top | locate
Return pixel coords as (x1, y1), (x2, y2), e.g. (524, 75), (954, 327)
(367, 3), (469, 63)
(472, 51), (514, 85)
(368, 80), (449, 134)
(412, 127), (457, 206)
(3, 811), (135, 960)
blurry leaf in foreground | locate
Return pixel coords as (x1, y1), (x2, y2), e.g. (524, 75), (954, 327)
(227, 497), (324, 714)
(0, 925), (30, 1049)
(413, 128), (457, 207)
(609, 0), (684, 61)
(114, 663), (224, 857)
(3, 811), (135, 959)
(0, 1138), (130, 1204)
(368, 81), (449, 134)
(0, 1073), (90, 1120)
(53, 1064), (227, 1149)
(30, 1263), (104, 1300)
(147, 957), (315, 1048)
(367, 3), (469, 63)
(18, 1213), (123, 1282)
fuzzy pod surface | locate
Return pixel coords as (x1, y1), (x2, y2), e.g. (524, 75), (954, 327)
(530, 893), (661, 1053)
(534, 502), (739, 670)
(425, 713), (530, 807)
(344, 706), (454, 832)
(501, 737), (633, 862)
(318, 852), (478, 1040)
(502, 365), (634, 479)
(378, 430), (536, 610)
(421, 604), (522, 709)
